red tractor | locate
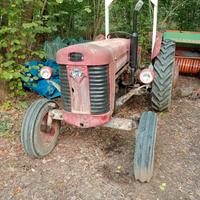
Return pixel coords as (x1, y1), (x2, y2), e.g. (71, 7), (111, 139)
(21, 0), (177, 182)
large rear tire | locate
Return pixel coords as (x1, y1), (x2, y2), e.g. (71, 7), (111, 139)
(134, 111), (157, 182)
(21, 99), (60, 158)
(151, 40), (176, 111)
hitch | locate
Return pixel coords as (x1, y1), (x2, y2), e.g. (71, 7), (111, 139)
(116, 85), (149, 107)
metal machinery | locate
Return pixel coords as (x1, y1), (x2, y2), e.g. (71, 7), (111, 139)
(164, 30), (200, 75)
(21, 0), (177, 182)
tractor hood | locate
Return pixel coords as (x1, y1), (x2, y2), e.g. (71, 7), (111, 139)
(56, 38), (130, 66)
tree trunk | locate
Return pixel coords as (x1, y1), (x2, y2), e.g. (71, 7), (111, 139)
(0, 81), (8, 103)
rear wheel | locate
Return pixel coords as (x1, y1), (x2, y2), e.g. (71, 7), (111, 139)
(134, 111), (157, 182)
(151, 40), (176, 111)
(21, 99), (60, 158)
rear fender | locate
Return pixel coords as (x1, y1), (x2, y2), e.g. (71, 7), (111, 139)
(151, 32), (163, 60)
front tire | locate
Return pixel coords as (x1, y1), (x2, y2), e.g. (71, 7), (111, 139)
(21, 99), (60, 158)
(151, 40), (176, 111)
(134, 111), (157, 182)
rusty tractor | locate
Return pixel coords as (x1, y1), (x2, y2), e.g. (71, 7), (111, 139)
(21, 0), (177, 182)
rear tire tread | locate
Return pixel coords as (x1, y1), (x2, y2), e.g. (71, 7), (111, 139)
(151, 40), (176, 111)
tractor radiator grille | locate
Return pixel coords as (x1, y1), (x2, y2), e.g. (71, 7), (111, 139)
(59, 65), (71, 112)
(88, 65), (110, 115)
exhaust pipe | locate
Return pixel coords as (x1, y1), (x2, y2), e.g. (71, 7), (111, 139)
(130, 0), (144, 83)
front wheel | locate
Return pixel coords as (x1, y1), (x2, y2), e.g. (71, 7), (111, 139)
(21, 99), (61, 158)
(134, 111), (157, 182)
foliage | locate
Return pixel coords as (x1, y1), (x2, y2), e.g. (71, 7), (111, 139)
(1, 100), (11, 111)
(0, 112), (15, 137)
(158, 0), (200, 31)
(45, 0), (104, 39)
(0, 0), (52, 96)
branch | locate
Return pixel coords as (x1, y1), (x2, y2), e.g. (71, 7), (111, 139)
(41, 0), (48, 18)
(161, 0), (187, 26)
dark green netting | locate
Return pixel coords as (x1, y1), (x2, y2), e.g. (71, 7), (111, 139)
(44, 36), (88, 60)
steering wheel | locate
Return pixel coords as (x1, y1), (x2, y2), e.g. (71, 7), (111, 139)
(107, 31), (131, 39)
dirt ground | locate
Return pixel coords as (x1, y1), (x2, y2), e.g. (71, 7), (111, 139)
(0, 76), (200, 200)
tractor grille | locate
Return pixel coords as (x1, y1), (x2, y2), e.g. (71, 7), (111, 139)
(88, 65), (110, 114)
(59, 65), (71, 112)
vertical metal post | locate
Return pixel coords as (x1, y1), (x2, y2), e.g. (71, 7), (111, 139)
(105, 0), (114, 39)
(105, 4), (109, 38)
(151, 0), (158, 53)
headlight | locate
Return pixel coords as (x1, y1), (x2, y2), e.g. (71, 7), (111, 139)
(139, 68), (154, 84)
(40, 67), (53, 80)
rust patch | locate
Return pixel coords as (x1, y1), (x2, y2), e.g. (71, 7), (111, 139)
(151, 32), (163, 60)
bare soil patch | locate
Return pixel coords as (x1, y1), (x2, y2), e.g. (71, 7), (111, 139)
(0, 76), (200, 200)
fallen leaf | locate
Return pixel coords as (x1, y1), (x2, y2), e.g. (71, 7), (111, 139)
(159, 183), (166, 192)
(14, 186), (23, 194)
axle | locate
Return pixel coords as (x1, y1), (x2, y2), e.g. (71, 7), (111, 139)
(47, 85), (148, 131)
(49, 109), (140, 131)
